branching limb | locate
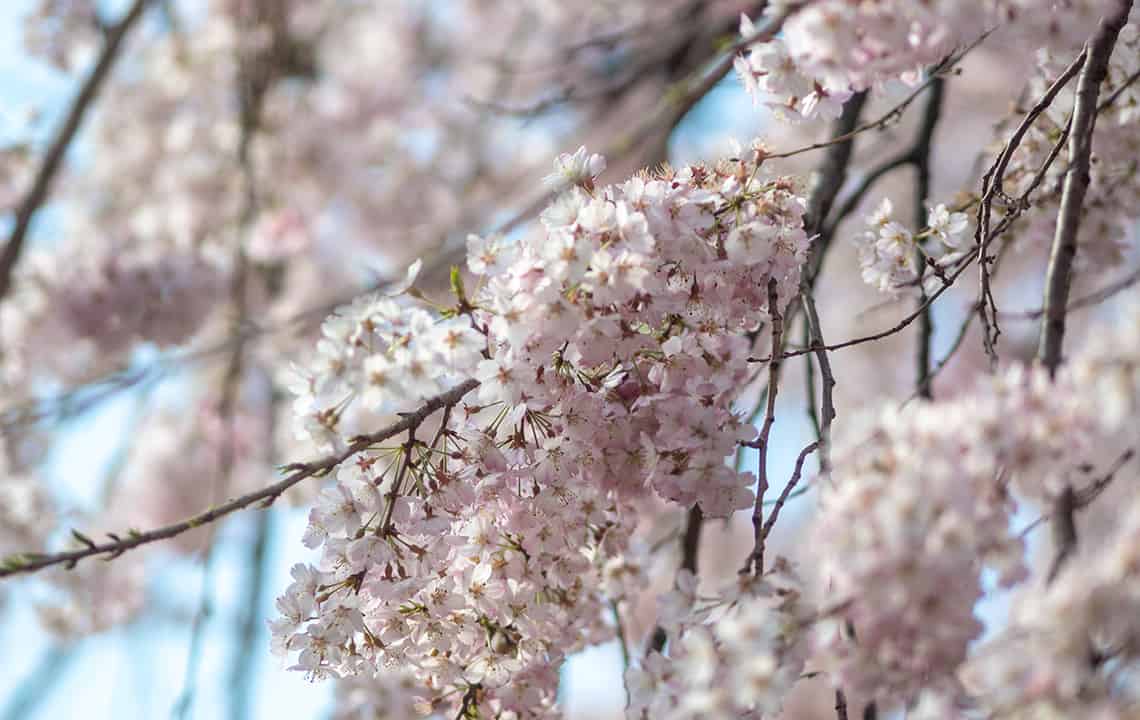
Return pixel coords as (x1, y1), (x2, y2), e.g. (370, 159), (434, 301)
(1018, 449), (1134, 539)
(760, 441), (819, 545)
(0, 379), (480, 579)
(750, 250), (978, 364)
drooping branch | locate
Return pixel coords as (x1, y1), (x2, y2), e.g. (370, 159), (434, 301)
(1004, 264), (1140, 321)
(1038, 0), (1133, 377)
(0, 379), (480, 579)
(0, 0), (153, 304)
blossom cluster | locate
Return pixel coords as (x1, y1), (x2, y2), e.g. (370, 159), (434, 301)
(625, 566), (813, 720)
(853, 198), (970, 294)
(811, 295), (1140, 709)
(3, 242), (226, 385)
(736, 1), (1112, 120)
(273, 145), (811, 715)
(964, 492), (1140, 717)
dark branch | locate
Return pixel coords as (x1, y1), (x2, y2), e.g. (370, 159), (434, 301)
(0, 0), (152, 304)
(0, 379), (480, 578)
(912, 77), (945, 398)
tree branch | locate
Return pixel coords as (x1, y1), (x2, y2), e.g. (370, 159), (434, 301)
(0, 0), (152, 304)
(912, 77), (946, 398)
(744, 279), (784, 576)
(800, 290), (835, 473)
(1038, 0), (1132, 376)
(0, 379), (480, 579)
(974, 47), (1088, 365)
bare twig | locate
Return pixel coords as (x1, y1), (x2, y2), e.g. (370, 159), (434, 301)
(228, 512), (273, 720)
(0, 644), (78, 720)
(1046, 484), (1079, 584)
(750, 251), (977, 364)
(0, 379), (480, 578)
(976, 49), (1088, 365)
(1098, 66), (1140, 113)
(608, 3), (790, 160)
(759, 441), (819, 544)
(0, 0), (152, 304)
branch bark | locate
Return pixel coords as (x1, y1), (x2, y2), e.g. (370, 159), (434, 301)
(1037, 0), (1133, 376)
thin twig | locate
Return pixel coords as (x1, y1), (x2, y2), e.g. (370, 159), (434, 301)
(0, 379), (480, 578)
(1098, 66), (1140, 113)
(228, 512), (273, 720)
(835, 688), (849, 720)
(759, 441), (819, 543)
(608, 2), (791, 159)
(750, 251), (977, 364)
(1046, 484), (1079, 584)
(766, 37), (985, 163)
(0, 644), (79, 720)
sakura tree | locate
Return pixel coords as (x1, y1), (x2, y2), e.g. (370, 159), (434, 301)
(1, 0), (1139, 718)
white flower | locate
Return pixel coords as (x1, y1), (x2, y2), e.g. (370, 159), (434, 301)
(926, 203), (969, 249)
(542, 146), (606, 191)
